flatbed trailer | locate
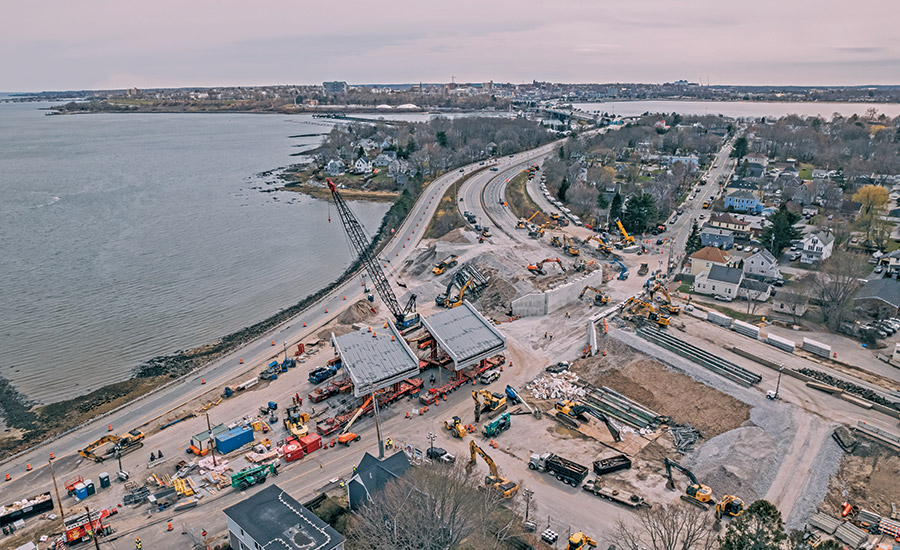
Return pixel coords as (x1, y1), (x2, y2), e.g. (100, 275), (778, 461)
(583, 479), (650, 509)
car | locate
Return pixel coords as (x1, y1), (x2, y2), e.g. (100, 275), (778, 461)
(695, 187), (702, 192)
(545, 361), (570, 373)
(656, 238), (664, 245)
(698, 214), (705, 219)
(490, 167), (499, 172)
(474, 224), (483, 232)
(688, 195), (695, 200)
(714, 294), (734, 302)
(479, 369), (500, 384)
(752, 247), (760, 253)
(509, 154), (515, 158)
(875, 266), (884, 274)
(790, 252), (801, 261)
(479, 161), (485, 165)
(426, 447), (456, 464)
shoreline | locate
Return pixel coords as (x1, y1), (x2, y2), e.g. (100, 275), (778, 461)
(281, 182), (399, 202)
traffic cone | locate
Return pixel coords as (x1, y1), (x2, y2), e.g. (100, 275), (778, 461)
(271, 341), (275, 346)
(4, 473), (10, 481)
(325, 308), (328, 313)
(26, 464), (31, 471)
(201, 379), (206, 385)
(368, 326), (371, 332)
(239, 358), (243, 364)
(167, 522), (173, 531)
(406, 411), (410, 419)
(108, 424), (113, 432)
(49, 453), (54, 460)
(343, 296), (346, 300)
(303, 322), (306, 327)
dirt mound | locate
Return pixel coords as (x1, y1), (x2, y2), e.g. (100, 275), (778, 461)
(476, 267), (519, 317)
(437, 227), (468, 243)
(583, 357), (751, 439)
(337, 300), (377, 325)
(406, 244), (438, 277)
(689, 426), (777, 501)
(823, 439), (900, 516)
(531, 272), (567, 291)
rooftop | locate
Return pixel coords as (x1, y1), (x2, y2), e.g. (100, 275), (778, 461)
(348, 451), (411, 511)
(855, 278), (900, 309)
(690, 246), (731, 264)
(421, 301), (506, 370)
(710, 213), (750, 227)
(708, 265), (744, 284)
(224, 485), (344, 550)
(333, 323), (420, 397)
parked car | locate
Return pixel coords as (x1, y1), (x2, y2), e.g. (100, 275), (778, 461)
(714, 294), (734, 302)
(790, 252), (801, 261)
(656, 238), (664, 245)
(479, 369), (501, 384)
(875, 266), (884, 274)
(545, 361), (570, 373)
(426, 447), (456, 464)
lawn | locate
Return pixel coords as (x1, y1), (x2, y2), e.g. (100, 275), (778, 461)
(505, 172), (542, 221)
(697, 300), (766, 323)
(798, 163), (815, 180)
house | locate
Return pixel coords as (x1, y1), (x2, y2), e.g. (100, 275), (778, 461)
(781, 165), (800, 178)
(353, 157), (372, 174)
(224, 485), (345, 550)
(724, 190), (763, 213)
(373, 152), (396, 167)
(800, 231), (834, 264)
(743, 249), (781, 280)
(388, 159), (409, 175)
(854, 278), (900, 318)
(709, 213), (751, 236)
(693, 265), (744, 298)
(743, 163), (766, 181)
(348, 451), (411, 511)
(667, 155), (700, 172)
(790, 181), (817, 206)
(728, 178), (762, 195)
(325, 158), (345, 177)
(745, 153), (769, 167)
(773, 290), (809, 318)
(812, 169), (829, 180)
(739, 279), (772, 302)
(879, 250), (900, 275)
(700, 227), (734, 250)
(689, 246), (732, 275)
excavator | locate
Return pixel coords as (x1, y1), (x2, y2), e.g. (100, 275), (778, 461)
(567, 532), (598, 550)
(468, 440), (519, 498)
(616, 219), (635, 247)
(528, 225), (544, 238)
(444, 415), (468, 438)
(563, 235), (580, 256)
(472, 390), (508, 422)
(651, 284), (681, 315)
(517, 211), (541, 230)
(573, 259), (597, 272)
(664, 458), (714, 508)
(583, 234), (612, 253)
(79, 429), (145, 463)
(550, 235), (563, 247)
(527, 257), (564, 275)
(436, 276), (473, 308)
(335, 395), (373, 445)
(623, 296), (670, 327)
(554, 400), (621, 442)
(283, 406), (310, 439)
(579, 285), (610, 305)
(716, 494), (745, 520)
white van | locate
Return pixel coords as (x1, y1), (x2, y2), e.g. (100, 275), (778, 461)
(479, 369), (501, 384)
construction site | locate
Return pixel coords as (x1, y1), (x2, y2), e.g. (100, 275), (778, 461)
(3, 145), (900, 550)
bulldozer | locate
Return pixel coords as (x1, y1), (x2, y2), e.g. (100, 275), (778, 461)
(567, 532), (598, 550)
(473, 390), (508, 423)
(468, 440), (518, 498)
(79, 429), (145, 463)
(664, 458), (714, 508)
(444, 416), (468, 438)
(716, 494), (745, 520)
(526, 257), (564, 275)
(579, 285), (610, 305)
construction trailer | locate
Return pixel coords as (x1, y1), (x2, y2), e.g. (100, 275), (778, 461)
(188, 424), (229, 456)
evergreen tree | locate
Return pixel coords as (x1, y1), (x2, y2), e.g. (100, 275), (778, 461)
(720, 500), (787, 550)
(436, 131), (448, 148)
(685, 220), (702, 256)
(558, 176), (570, 202)
(731, 136), (749, 160)
(761, 205), (803, 255)
(610, 192), (623, 223)
(597, 193), (610, 209)
(623, 193), (658, 234)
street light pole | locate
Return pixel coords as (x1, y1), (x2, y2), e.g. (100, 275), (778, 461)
(48, 457), (66, 534)
(205, 413), (217, 467)
(427, 432), (436, 456)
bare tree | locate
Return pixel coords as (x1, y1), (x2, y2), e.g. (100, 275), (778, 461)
(610, 504), (718, 550)
(810, 249), (870, 329)
(778, 276), (812, 325)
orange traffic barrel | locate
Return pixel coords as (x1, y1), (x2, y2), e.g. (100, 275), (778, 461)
(26, 464), (31, 471)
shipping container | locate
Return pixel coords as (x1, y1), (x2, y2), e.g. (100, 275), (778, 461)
(0, 492), (54, 527)
(298, 434), (322, 454)
(283, 440), (305, 462)
(215, 426), (254, 455)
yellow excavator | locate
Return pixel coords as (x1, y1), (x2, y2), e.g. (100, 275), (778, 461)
(283, 406), (311, 439)
(567, 532), (598, 550)
(527, 257), (564, 275)
(444, 415), (468, 438)
(472, 390), (507, 422)
(583, 234), (612, 253)
(79, 429), (145, 463)
(469, 440), (519, 498)
(579, 285), (610, 305)
(518, 211), (541, 229)
(554, 400), (621, 441)
(550, 235), (563, 247)
(716, 494), (745, 520)
(664, 458), (714, 508)
(623, 296), (670, 327)
(437, 276), (473, 308)
(648, 281), (681, 315)
(616, 219), (635, 247)
(563, 235), (580, 256)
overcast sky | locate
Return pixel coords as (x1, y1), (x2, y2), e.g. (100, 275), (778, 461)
(3, 0), (899, 91)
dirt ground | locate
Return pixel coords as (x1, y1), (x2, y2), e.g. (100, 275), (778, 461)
(822, 437), (900, 518)
(336, 299), (378, 325)
(574, 348), (752, 439)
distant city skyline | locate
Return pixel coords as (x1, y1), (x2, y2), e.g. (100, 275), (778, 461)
(3, 0), (898, 92)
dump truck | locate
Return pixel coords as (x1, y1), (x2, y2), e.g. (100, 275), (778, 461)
(583, 479), (650, 509)
(432, 255), (459, 275)
(528, 452), (589, 486)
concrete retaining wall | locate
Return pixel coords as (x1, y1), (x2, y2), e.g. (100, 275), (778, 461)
(512, 268), (605, 317)
(802, 337), (832, 358)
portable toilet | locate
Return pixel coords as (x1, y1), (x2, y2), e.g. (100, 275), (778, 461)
(85, 479), (96, 496)
(74, 483), (87, 500)
(98, 473), (110, 489)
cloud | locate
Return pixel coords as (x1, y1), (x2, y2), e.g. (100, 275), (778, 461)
(834, 46), (886, 54)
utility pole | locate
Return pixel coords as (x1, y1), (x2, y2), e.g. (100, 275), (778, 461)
(48, 457), (66, 534)
(283, 340), (288, 361)
(205, 413), (217, 466)
(524, 489), (534, 523)
(372, 393), (385, 459)
(426, 432), (436, 456)
(83, 505), (102, 550)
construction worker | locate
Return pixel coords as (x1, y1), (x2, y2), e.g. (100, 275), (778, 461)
(135, 536), (142, 549)
(544, 331), (548, 338)
(149, 452), (156, 462)
(157, 449), (163, 458)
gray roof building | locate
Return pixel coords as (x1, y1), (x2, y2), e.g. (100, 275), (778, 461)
(708, 265), (744, 285)
(855, 279), (900, 311)
(348, 452), (411, 511)
(333, 323), (420, 397)
(224, 485), (344, 550)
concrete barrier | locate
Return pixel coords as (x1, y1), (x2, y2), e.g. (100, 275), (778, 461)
(512, 268), (605, 317)
(587, 321), (598, 356)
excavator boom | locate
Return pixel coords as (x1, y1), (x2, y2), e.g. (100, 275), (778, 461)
(469, 441), (518, 498)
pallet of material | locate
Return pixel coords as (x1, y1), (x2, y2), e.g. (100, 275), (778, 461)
(767, 334), (796, 353)
(802, 337), (832, 358)
(806, 381), (843, 394)
(834, 522), (868, 548)
(732, 320), (760, 339)
(808, 512), (842, 535)
(707, 311), (733, 327)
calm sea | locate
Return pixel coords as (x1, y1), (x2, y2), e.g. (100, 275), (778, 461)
(0, 102), (389, 404)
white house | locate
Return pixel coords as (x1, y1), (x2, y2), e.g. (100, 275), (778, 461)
(738, 279), (772, 302)
(745, 153), (769, 167)
(773, 290), (809, 318)
(353, 157), (372, 174)
(800, 231), (834, 264)
(325, 158), (345, 176)
(224, 485), (345, 550)
(812, 169), (829, 180)
(693, 265), (744, 298)
(743, 249), (781, 280)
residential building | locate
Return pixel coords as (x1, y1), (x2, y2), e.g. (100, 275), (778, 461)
(790, 181), (817, 206)
(739, 279), (772, 302)
(724, 190), (763, 213)
(744, 164), (766, 180)
(709, 213), (751, 236)
(773, 290), (809, 318)
(745, 153), (769, 167)
(348, 452), (411, 511)
(373, 151), (397, 167)
(854, 278), (900, 318)
(743, 249), (781, 280)
(325, 158), (345, 177)
(353, 157), (372, 174)
(727, 178), (762, 197)
(224, 485), (345, 550)
(800, 231), (834, 264)
(879, 250), (900, 275)
(689, 246), (732, 276)
(667, 155), (699, 172)
(693, 265), (744, 298)
(812, 169), (829, 180)
(323, 81), (348, 94)
(700, 227), (734, 250)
